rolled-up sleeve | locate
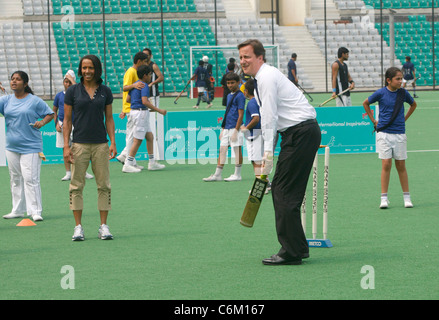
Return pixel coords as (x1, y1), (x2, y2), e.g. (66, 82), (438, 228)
(256, 70), (278, 153)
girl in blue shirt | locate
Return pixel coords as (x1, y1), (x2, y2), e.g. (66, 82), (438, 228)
(363, 67), (417, 209)
(0, 71), (54, 221)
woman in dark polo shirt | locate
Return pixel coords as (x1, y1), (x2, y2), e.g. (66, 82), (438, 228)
(63, 55), (117, 241)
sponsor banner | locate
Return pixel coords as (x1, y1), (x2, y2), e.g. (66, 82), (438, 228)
(0, 106), (376, 166)
(162, 106), (376, 161)
(317, 106), (376, 154)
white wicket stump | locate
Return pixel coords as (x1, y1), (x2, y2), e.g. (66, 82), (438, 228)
(301, 145), (333, 248)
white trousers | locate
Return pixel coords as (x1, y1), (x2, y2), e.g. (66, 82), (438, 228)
(120, 113), (135, 158)
(130, 109), (151, 140)
(336, 94), (352, 107)
(6, 150), (43, 217)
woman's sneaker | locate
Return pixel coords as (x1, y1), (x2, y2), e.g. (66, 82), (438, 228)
(32, 214), (43, 221)
(3, 212), (25, 219)
(379, 198), (389, 209)
(404, 199), (413, 208)
(72, 225), (85, 241)
(98, 224), (113, 240)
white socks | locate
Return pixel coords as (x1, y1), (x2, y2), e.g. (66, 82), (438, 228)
(213, 165), (242, 178)
(234, 164), (242, 177)
(125, 156), (134, 166)
(214, 166), (223, 177)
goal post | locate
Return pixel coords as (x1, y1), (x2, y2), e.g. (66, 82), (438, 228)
(189, 45), (280, 99)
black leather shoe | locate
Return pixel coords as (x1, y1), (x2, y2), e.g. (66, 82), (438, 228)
(262, 254), (302, 265)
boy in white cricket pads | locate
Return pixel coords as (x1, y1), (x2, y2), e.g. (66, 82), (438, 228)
(203, 72), (245, 181)
(363, 67), (417, 209)
(122, 65), (167, 173)
(240, 78), (271, 193)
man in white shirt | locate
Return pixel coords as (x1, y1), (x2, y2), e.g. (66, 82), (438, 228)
(238, 39), (321, 266)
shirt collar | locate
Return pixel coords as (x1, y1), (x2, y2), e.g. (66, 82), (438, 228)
(385, 86), (399, 93)
(254, 63), (267, 81)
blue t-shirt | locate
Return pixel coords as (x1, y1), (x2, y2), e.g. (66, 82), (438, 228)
(53, 91), (65, 121)
(244, 97), (261, 137)
(0, 94), (54, 154)
(194, 66), (209, 87)
(53, 91), (74, 122)
(224, 90), (245, 129)
(129, 80), (150, 110)
(367, 87), (414, 134)
(402, 62), (415, 80)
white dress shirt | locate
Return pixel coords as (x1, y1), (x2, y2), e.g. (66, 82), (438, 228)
(254, 63), (316, 152)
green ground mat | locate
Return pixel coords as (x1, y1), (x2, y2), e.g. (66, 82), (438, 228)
(1, 90), (438, 300)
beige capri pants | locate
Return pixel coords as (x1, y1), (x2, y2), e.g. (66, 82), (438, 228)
(69, 143), (111, 211)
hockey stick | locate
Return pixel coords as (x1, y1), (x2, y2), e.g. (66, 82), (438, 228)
(174, 79), (192, 104)
(318, 88), (351, 107)
(295, 82), (313, 102)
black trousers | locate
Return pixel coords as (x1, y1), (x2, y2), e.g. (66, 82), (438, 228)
(271, 119), (321, 259)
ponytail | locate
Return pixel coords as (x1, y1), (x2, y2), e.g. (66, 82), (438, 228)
(24, 86), (34, 95)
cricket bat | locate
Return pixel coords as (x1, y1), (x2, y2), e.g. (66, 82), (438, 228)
(240, 175), (268, 228)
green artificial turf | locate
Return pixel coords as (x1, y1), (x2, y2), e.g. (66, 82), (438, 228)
(1, 91), (438, 300)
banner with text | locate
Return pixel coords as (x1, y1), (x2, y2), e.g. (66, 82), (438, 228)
(0, 106), (376, 166)
(163, 106), (376, 162)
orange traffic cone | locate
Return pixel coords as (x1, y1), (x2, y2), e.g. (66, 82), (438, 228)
(16, 218), (37, 227)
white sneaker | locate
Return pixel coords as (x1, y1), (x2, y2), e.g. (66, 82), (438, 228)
(380, 198), (389, 209)
(193, 105), (199, 109)
(224, 174), (242, 182)
(206, 103), (212, 108)
(98, 224), (113, 240)
(85, 172), (94, 179)
(134, 164), (144, 170)
(116, 154), (126, 164)
(404, 199), (413, 208)
(72, 224), (84, 241)
(203, 174), (222, 182)
(148, 162), (165, 171)
(32, 214), (43, 221)
(61, 172), (71, 181)
(122, 163), (142, 173)
(3, 212), (25, 219)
